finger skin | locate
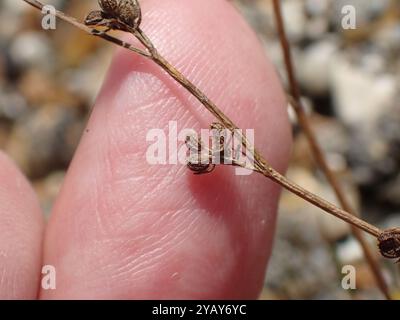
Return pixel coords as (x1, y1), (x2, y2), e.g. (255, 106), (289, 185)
(0, 151), (44, 299)
(41, 0), (292, 299)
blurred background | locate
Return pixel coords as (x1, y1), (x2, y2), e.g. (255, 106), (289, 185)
(0, 0), (399, 299)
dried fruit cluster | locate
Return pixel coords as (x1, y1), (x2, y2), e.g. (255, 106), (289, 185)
(85, 0), (141, 33)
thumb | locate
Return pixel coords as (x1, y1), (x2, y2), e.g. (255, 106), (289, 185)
(41, 0), (291, 299)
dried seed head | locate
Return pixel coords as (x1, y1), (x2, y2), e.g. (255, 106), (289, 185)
(185, 134), (215, 175)
(99, 0), (119, 15)
(187, 151), (216, 175)
(210, 122), (226, 132)
(117, 0), (142, 29)
(86, 0), (142, 32)
(185, 134), (202, 153)
(378, 228), (400, 262)
(84, 10), (105, 26)
(190, 164), (215, 175)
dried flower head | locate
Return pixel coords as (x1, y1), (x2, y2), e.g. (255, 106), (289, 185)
(377, 228), (400, 262)
(117, 0), (142, 28)
(99, 0), (119, 14)
(185, 123), (238, 175)
(185, 134), (216, 175)
(84, 10), (105, 26)
(85, 0), (142, 32)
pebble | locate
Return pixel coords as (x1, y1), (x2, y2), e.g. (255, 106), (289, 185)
(330, 0), (391, 29)
(265, 201), (347, 299)
(9, 32), (55, 71)
(330, 54), (397, 129)
(380, 175), (400, 206)
(336, 236), (365, 265)
(347, 103), (400, 189)
(281, 0), (307, 42)
(0, 88), (28, 121)
(298, 38), (339, 95)
(5, 104), (84, 178)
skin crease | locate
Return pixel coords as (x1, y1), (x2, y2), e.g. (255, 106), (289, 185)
(0, 0), (291, 299)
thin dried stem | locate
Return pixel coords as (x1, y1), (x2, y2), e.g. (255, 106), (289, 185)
(271, 0), (391, 299)
(23, 0), (150, 57)
(22, 0), (397, 261)
(129, 27), (382, 238)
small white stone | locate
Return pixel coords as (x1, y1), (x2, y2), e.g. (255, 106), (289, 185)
(281, 0), (307, 42)
(298, 38), (339, 95)
(10, 32), (54, 70)
(336, 237), (364, 265)
(331, 0), (391, 28)
(305, 0), (330, 16)
(330, 55), (397, 129)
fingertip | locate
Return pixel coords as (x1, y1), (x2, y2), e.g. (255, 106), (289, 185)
(42, 0), (291, 299)
(0, 151), (44, 299)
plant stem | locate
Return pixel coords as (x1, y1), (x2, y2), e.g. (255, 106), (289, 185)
(128, 27), (382, 238)
(260, 167), (381, 236)
(22, 0), (391, 252)
(23, 0), (150, 57)
(271, 0), (391, 300)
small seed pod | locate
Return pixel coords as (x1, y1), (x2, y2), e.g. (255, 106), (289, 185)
(99, 0), (119, 15)
(187, 154), (215, 175)
(185, 134), (202, 153)
(377, 228), (400, 262)
(185, 134), (215, 175)
(84, 10), (105, 26)
(117, 0), (142, 29)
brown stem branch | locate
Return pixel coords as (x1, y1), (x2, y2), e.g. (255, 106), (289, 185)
(128, 28), (382, 238)
(22, 0), (397, 264)
(23, 0), (150, 57)
(271, 0), (391, 300)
